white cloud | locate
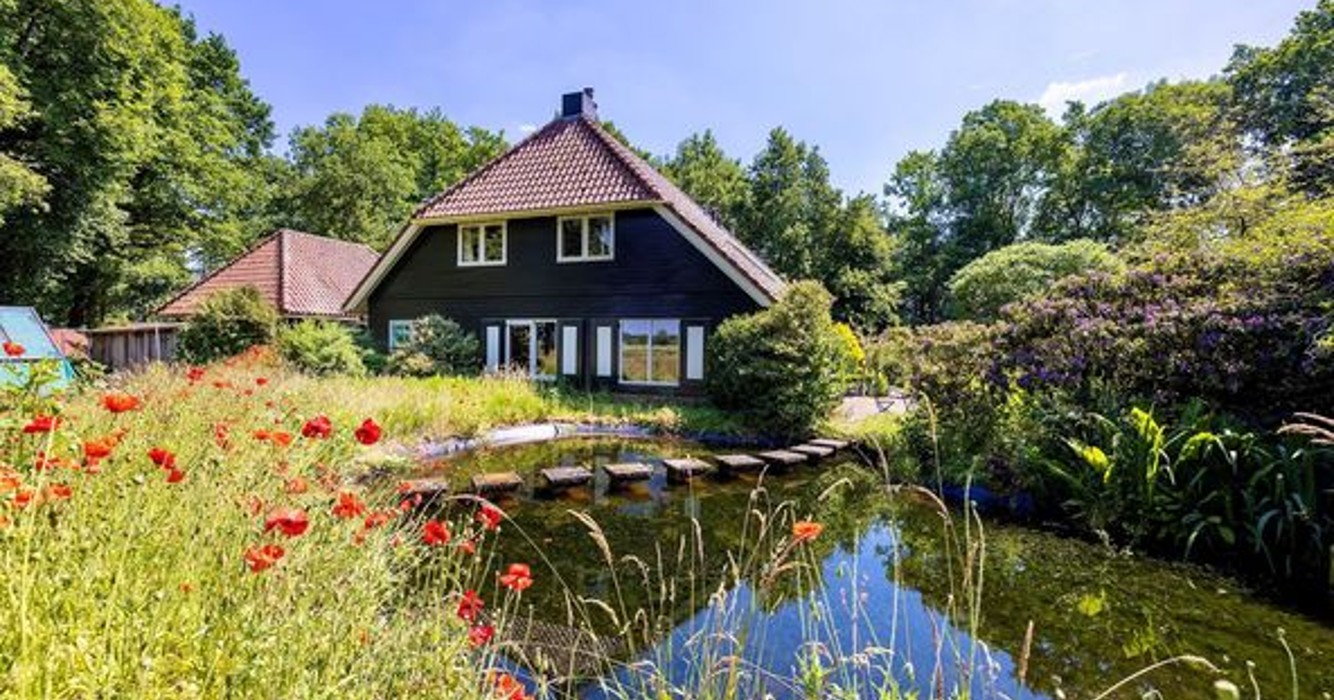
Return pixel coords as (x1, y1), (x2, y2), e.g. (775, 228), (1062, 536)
(1038, 72), (1129, 116)
(518, 123), (538, 134)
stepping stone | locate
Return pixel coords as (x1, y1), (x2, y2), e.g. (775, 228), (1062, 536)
(662, 458), (714, 482)
(790, 444), (835, 459)
(757, 450), (808, 466)
(808, 438), (851, 450)
(470, 471), (524, 495)
(603, 462), (653, 483)
(714, 454), (765, 472)
(539, 466), (593, 490)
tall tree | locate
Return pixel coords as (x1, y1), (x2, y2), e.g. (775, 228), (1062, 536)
(739, 127), (842, 279)
(284, 105), (505, 248)
(661, 130), (748, 230)
(1226, 0), (1334, 192)
(0, 62), (46, 226)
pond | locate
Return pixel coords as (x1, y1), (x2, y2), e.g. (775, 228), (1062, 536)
(420, 438), (1334, 699)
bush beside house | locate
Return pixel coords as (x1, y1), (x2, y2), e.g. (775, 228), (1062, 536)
(176, 287), (279, 364)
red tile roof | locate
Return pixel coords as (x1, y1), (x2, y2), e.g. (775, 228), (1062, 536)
(158, 230), (378, 319)
(405, 115), (786, 302)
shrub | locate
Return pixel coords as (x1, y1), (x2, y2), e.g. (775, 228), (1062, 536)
(385, 315), (481, 377)
(706, 281), (856, 438)
(276, 320), (366, 376)
(946, 239), (1125, 322)
(176, 286), (279, 363)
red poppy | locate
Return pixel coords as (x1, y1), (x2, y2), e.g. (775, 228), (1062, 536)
(147, 447), (176, 469)
(2, 340), (24, 357)
(244, 543), (284, 573)
(165, 467), (186, 483)
(489, 672), (533, 700)
(83, 437), (116, 462)
(45, 483), (72, 500)
(301, 415), (332, 439)
(255, 377), (269, 386)
(792, 520), (823, 544)
(353, 418), (382, 445)
(271, 431), (293, 448)
(457, 539), (478, 556)
(101, 392), (141, 413)
(252, 428), (271, 441)
(33, 451), (66, 471)
(22, 415), (59, 434)
(214, 423), (231, 449)
(331, 490), (366, 519)
(284, 477), (309, 495)
(13, 489), (35, 509)
(186, 366), (205, 383)
(498, 563), (534, 592)
(456, 589), (484, 622)
(264, 507), (310, 537)
(362, 509), (395, 530)
(0, 471), (20, 493)
(476, 503), (504, 531)
(467, 624), (495, 648)
(422, 520), (451, 546)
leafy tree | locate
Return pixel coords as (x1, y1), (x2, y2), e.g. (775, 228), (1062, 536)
(738, 128), (842, 279)
(817, 195), (902, 331)
(661, 130), (748, 230)
(0, 63), (46, 226)
(285, 105), (505, 248)
(0, 0), (278, 325)
(1060, 80), (1240, 242)
(946, 239), (1125, 321)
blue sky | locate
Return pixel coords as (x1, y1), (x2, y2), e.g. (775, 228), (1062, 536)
(175, 0), (1311, 195)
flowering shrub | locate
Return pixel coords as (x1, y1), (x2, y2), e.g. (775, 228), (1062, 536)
(947, 239), (1125, 322)
(995, 237), (1334, 420)
(385, 314), (481, 377)
(176, 286), (280, 363)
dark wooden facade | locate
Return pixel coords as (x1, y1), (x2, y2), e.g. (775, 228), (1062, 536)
(367, 207), (761, 393)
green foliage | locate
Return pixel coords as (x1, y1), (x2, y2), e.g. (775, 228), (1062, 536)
(176, 286), (279, 363)
(285, 106), (505, 248)
(276, 320), (366, 376)
(947, 239), (1124, 321)
(385, 315), (481, 377)
(0, 63), (47, 226)
(706, 281), (855, 438)
(661, 129), (749, 231)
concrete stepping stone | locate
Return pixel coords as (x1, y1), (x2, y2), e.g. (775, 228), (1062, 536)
(662, 458), (714, 482)
(757, 450), (808, 466)
(808, 438), (851, 450)
(603, 462), (653, 483)
(539, 466), (593, 490)
(470, 471), (524, 495)
(714, 454), (765, 472)
(790, 444), (835, 459)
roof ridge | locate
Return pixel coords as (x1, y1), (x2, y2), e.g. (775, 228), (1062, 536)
(279, 227), (378, 254)
(412, 118), (569, 220)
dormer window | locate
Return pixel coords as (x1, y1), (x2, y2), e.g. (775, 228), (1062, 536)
(557, 213), (614, 262)
(458, 222), (506, 266)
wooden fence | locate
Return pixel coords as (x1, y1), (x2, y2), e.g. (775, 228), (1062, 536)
(82, 323), (181, 370)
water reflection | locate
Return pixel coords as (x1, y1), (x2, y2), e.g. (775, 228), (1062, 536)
(431, 439), (1334, 699)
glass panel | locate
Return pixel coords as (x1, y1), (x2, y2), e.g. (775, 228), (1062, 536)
(507, 323), (531, 374)
(619, 320), (650, 383)
(560, 219), (584, 259)
(587, 216), (612, 257)
(649, 320), (681, 385)
(483, 224), (505, 262)
(388, 321), (414, 351)
(0, 308), (61, 358)
(459, 226), (480, 263)
(535, 322), (559, 377)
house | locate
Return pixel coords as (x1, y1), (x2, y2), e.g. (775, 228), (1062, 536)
(345, 89), (786, 393)
(157, 229), (379, 321)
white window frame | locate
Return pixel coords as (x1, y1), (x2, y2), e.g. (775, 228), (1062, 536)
(505, 318), (559, 381)
(387, 319), (416, 352)
(457, 221), (507, 267)
(556, 212), (615, 263)
(618, 319), (681, 387)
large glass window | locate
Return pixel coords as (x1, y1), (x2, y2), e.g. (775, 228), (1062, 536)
(459, 222), (506, 266)
(556, 213), (614, 262)
(619, 319), (680, 385)
(505, 320), (558, 380)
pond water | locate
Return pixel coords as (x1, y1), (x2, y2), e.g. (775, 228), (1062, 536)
(424, 438), (1334, 699)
